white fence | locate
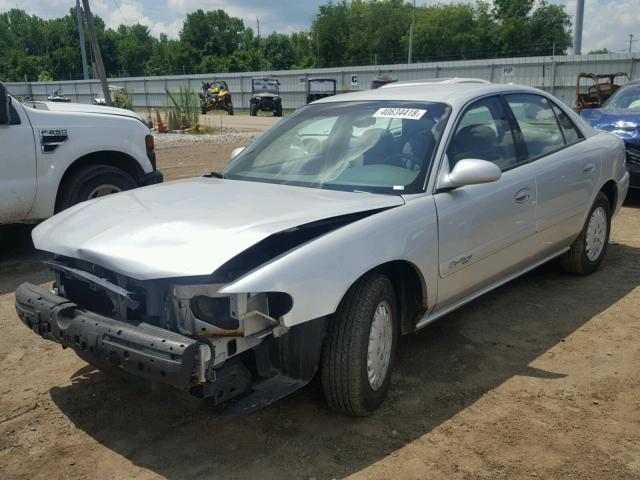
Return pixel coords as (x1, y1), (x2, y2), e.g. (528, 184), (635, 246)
(5, 53), (639, 111)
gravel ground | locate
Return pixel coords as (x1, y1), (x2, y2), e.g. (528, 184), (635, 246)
(154, 131), (259, 146)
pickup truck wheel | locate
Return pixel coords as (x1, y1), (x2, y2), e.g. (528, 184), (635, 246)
(58, 165), (137, 211)
(561, 192), (611, 275)
(321, 273), (397, 416)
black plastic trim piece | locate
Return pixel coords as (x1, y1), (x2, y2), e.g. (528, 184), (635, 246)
(15, 283), (200, 389)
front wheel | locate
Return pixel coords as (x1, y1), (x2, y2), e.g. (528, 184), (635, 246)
(57, 165), (137, 212)
(561, 192), (611, 275)
(321, 273), (398, 416)
(250, 104), (258, 116)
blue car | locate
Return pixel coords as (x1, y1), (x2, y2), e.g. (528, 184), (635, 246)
(581, 79), (640, 191)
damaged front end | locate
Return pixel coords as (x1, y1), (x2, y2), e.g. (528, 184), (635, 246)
(16, 257), (323, 413)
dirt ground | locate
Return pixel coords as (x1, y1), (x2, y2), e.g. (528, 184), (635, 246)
(0, 137), (639, 480)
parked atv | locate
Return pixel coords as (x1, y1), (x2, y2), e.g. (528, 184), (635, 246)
(250, 78), (282, 116)
(307, 78), (337, 103)
(47, 89), (71, 103)
(200, 80), (234, 115)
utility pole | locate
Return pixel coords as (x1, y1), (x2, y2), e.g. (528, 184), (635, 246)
(630, 34), (635, 53)
(75, 0), (89, 80)
(573, 0), (584, 55)
(256, 17), (261, 71)
(408, 0), (416, 63)
(81, 0), (111, 106)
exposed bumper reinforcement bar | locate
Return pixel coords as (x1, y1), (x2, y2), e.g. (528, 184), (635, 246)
(15, 282), (202, 389)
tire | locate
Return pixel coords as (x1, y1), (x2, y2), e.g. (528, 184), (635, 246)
(321, 273), (398, 416)
(228, 104), (234, 116)
(274, 104), (283, 117)
(561, 192), (611, 275)
(201, 106), (207, 115)
(57, 165), (137, 212)
(250, 104), (258, 116)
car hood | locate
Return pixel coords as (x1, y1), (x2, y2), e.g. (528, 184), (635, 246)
(23, 100), (144, 122)
(33, 177), (404, 280)
(580, 108), (640, 143)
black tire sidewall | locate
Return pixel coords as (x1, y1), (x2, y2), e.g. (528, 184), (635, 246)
(60, 167), (137, 211)
(357, 278), (398, 412)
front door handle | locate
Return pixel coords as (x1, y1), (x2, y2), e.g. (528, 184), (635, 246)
(515, 188), (530, 204)
(583, 163), (595, 173)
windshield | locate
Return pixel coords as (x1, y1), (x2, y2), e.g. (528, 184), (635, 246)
(603, 84), (640, 110)
(223, 100), (451, 194)
(309, 80), (336, 93)
(253, 79), (279, 94)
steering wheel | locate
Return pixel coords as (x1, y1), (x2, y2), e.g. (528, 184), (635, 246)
(384, 152), (420, 171)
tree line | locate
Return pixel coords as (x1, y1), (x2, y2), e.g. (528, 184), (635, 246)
(0, 0), (572, 82)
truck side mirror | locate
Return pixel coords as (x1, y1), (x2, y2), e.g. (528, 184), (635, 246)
(0, 83), (10, 125)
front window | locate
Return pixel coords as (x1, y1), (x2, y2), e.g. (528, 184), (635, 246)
(253, 79), (279, 94)
(223, 100), (452, 194)
(603, 85), (640, 110)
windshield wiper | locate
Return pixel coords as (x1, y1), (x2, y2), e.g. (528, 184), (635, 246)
(207, 171), (225, 179)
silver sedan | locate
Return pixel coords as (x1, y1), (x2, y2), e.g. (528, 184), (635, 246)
(17, 79), (629, 416)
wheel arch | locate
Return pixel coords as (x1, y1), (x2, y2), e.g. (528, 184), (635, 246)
(600, 179), (618, 213)
(54, 151), (144, 213)
(354, 260), (428, 336)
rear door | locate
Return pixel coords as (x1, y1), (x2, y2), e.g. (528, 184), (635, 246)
(0, 99), (37, 223)
(503, 94), (593, 250)
(433, 95), (539, 310)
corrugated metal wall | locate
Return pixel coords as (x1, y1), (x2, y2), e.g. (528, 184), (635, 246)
(5, 53), (639, 111)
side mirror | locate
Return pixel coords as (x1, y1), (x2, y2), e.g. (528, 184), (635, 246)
(0, 83), (10, 125)
(443, 159), (502, 188)
(230, 147), (245, 161)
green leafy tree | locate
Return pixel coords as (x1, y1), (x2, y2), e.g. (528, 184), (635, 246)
(115, 24), (155, 77)
(261, 33), (296, 70)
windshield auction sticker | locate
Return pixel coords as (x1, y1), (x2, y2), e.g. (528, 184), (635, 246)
(373, 108), (427, 120)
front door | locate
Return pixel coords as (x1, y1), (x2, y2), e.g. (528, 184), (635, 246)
(0, 99), (37, 223)
(433, 95), (539, 310)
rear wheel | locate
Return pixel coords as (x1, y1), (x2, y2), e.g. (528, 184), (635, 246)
(321, 273), (397, 416)
(561, 192), (611, 275)
(57, 165), (137, 212)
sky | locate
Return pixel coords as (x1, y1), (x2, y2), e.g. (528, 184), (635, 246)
(1, 0), (638, 54)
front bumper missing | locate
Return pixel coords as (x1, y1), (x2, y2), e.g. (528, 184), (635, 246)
(15, 283), (204, 390)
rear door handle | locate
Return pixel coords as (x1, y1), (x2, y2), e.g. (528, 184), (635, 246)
(583, 163), (595, 173)
(515, 188), (530, 204)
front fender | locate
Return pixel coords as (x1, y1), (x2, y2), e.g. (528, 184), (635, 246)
(221, 195), (439, 327)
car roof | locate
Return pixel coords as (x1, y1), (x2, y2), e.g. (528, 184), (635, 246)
(312, 82), (543, 108)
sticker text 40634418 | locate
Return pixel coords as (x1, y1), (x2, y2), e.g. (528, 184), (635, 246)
(373, 108), (427, 120)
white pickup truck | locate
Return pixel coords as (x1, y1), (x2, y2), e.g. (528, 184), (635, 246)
(0, 82), (162, 225)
